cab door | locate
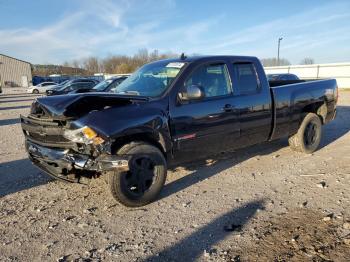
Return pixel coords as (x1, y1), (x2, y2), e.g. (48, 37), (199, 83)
(169, 61), (240, 163)
(228, 60), (273, 147)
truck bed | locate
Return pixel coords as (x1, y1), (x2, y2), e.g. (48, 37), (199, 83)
(269, 79), (337, 140)
(269, 79), (306, 87)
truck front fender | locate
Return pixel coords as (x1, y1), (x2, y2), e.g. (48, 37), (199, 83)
(111, 115), (172, 156)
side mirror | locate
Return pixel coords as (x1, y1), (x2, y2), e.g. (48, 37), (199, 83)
(179, 85), (204, 101)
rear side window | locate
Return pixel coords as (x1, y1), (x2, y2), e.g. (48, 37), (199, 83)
(232, 63), (260, 95)
(75, 82), (88, 89)
(80, 79), (96, 83)
(288, 74), (299, 80)
(67, 84), (78, 91)
(68, 83), (87, 90)
(85, 82), (95, 88)
(185, 63), (232, 98)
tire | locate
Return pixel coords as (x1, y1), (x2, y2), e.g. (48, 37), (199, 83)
(108, 142), (167, 207)
(288, 113), (322, 154)
(33, 89), (39, 94)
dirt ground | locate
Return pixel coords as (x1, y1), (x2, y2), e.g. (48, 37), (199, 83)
(0, 88), (350, 262)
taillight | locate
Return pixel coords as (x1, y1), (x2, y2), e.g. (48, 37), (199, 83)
(336, 86), (339, 103)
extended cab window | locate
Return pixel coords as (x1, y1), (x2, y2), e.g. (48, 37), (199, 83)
(185, 63), (231, 98)
(232, 63), (260, 95)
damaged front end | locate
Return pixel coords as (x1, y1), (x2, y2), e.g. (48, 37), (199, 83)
(20, 97), (131, 184)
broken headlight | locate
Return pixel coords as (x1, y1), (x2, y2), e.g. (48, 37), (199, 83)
(63, 126), (105, 145)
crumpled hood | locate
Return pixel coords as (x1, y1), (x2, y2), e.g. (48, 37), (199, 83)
(33, 92), (148, 119)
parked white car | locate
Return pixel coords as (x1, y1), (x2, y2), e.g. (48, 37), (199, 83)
(27, 82), (57, 94)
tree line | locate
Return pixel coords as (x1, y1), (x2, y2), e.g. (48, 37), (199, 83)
(63, 49), (177, 74)
(261, 57), (315, 67)
(32, 49), (177, 76)
(32, 48), (315, 76)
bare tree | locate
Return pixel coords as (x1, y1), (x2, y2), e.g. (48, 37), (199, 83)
(260, 58), (291, 67)
(82, 56), (100, 73)
(117, 63), (134, 74)
(135, 49), (149, 62)
(101, 55), (130, 74)
(300, 58), (315, 65)
(56, 49), (178, 75)
(72, 59), (81, 69)
(149, 49), (159, 61)
(32, 64), (89, 76)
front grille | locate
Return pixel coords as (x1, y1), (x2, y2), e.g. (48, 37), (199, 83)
(29, 133), (69, 143)
(21, 114), (75, 149)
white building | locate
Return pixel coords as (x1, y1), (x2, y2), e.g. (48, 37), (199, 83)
(264, 62), (350, 89)
(0, 54), (32, 88)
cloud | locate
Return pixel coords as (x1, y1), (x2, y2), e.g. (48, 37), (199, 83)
(0, 0), (349, 64)
(188, 2), (350, 63)
(0, 0), (180, 63)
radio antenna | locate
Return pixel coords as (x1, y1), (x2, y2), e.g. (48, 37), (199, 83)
(180, 53), (187, 60)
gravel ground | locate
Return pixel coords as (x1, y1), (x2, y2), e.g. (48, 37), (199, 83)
(0, 87), (350, 262)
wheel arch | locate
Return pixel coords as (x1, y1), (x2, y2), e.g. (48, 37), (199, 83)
(111, 131), (169, 159)
(301, 100), (327, 124)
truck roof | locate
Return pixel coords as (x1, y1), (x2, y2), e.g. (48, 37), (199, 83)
(149, 55), (260, 64)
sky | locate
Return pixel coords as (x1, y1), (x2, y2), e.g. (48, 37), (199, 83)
(0, 0), (349, 65)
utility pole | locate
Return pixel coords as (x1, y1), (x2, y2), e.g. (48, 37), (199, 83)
(0, 62), (3, 89)
(277, 37), (283, 66)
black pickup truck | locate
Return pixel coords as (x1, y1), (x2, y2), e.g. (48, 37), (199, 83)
(21, 55), (338, 207)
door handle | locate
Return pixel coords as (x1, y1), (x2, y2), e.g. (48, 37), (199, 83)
(222, 104), (234, 112)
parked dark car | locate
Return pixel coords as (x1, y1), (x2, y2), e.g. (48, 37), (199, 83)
(73, 76), (128, 94)
(46, 80), (70, 91)
(267, 73), (307, 87)
(46, 79), (99, 96)
(45, 80), (72, 94)
(267, 73), (300, 81)
(21, 55), (337, 207)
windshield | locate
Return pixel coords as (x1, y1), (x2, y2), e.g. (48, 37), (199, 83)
(112, 61), (184, 97)
(49, 80), (68, 89)
(57, 80), (74, 91)
(59, 80), (69, 86)
(92, 79), (113, 91)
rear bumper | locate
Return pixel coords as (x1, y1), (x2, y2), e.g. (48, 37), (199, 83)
(25, 139), (129, 183)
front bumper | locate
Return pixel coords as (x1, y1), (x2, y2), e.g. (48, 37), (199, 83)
(25, 139), (129, 183)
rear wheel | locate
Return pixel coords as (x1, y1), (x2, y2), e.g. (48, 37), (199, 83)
(33, 89), (39, 94)
(108, 142), (167, 207)
(288, 113), (322, 154)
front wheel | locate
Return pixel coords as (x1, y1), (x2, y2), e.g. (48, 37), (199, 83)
(33, 89), (39, 94)
(288, 113), (322, 154)
(108, 142), (167, 207)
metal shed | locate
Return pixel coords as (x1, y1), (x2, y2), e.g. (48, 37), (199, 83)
(0, 54), (32, 88)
